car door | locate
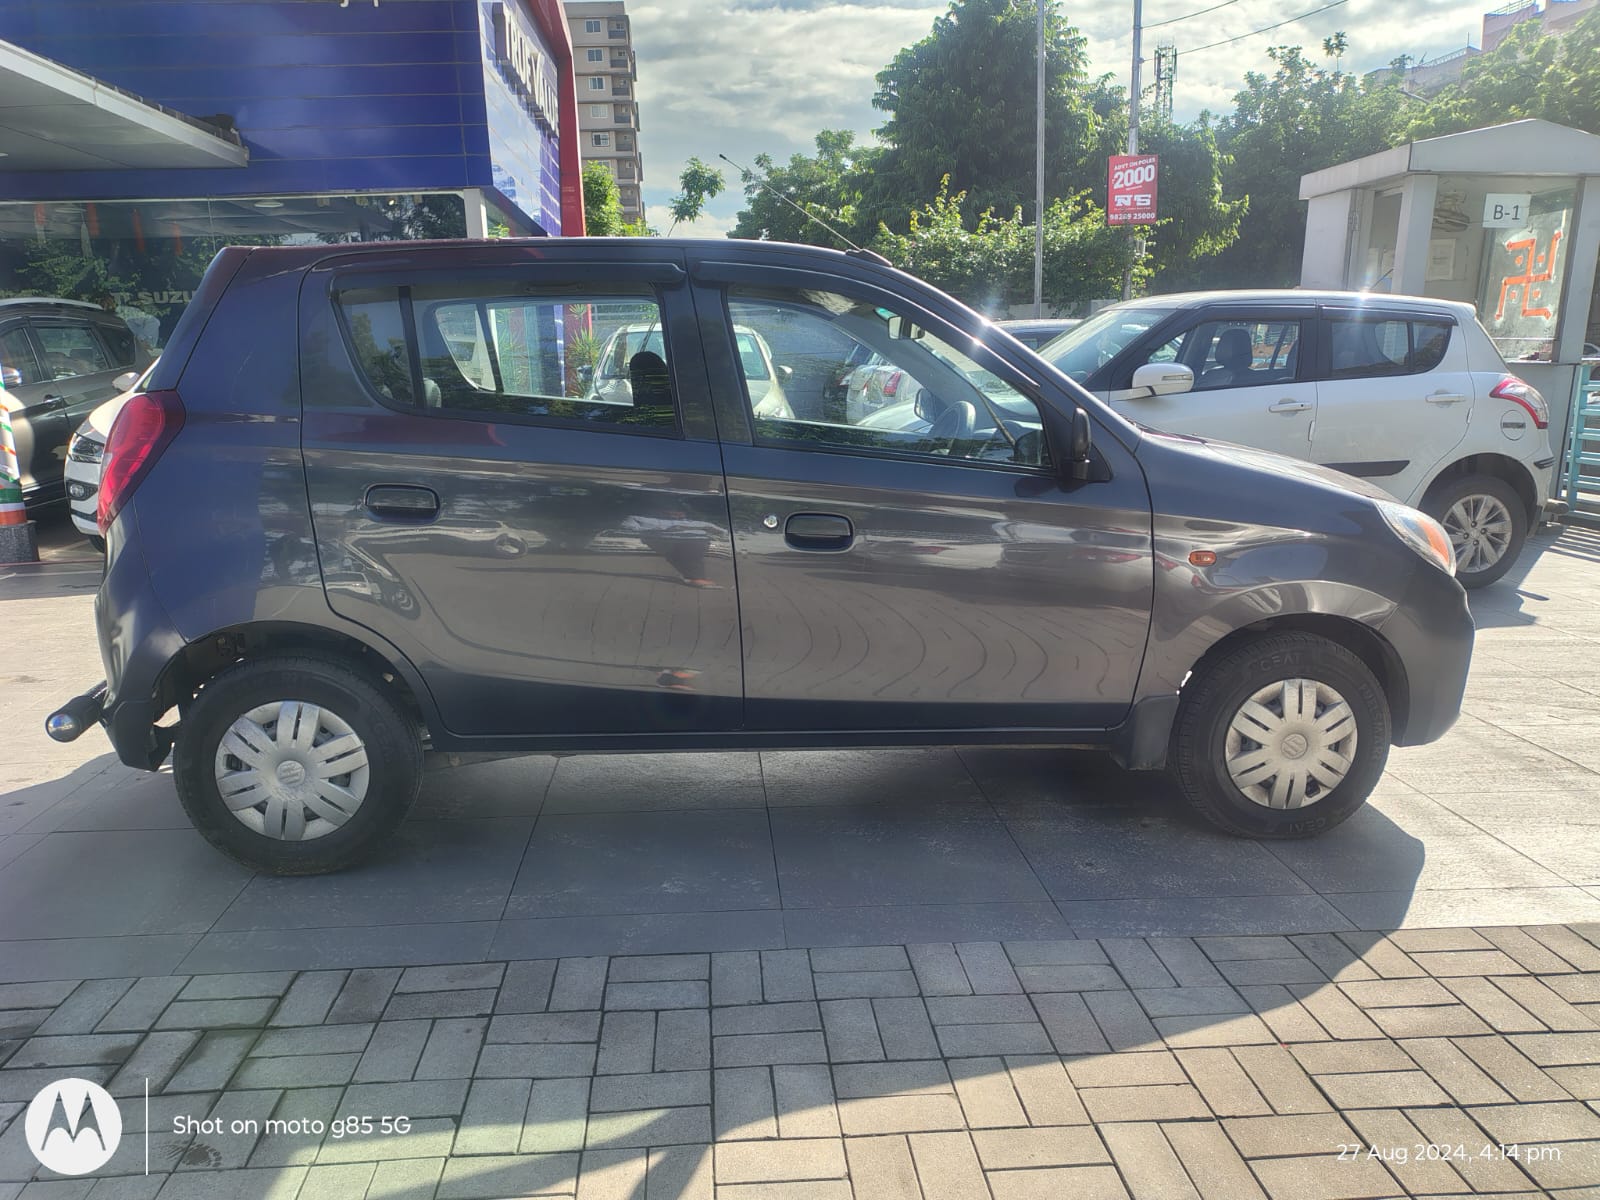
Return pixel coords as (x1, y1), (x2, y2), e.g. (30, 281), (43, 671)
(0, 321), (66, 495)
(692, 261), (1153, 732)
(299, 245), (742, 738)
(1308, 309), (1470, 505)
(1106, 307), (1317, 460)
(28, 318), (127, 479)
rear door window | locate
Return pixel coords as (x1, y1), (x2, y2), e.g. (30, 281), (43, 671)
(335, 284), (678, 434)
(0, 325), (43, 386)
(31, 321), (112, 380)
(1326, 316), (1453, 379)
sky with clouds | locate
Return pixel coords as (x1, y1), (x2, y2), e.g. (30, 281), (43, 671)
(629, 0), (1486, 236)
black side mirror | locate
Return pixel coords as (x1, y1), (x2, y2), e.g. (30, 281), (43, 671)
(1069, 405), (1092, 480)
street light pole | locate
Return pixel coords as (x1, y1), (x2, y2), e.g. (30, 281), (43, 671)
(1033, 0), (1045, 318)
(1121, 0), (1142, 301)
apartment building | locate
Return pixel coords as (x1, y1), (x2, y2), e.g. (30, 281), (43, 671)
(565, 1), (644, 224)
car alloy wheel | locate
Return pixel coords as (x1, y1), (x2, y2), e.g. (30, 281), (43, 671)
(213, 700), (371, 840)
(1443, 493), (1514, 574)
(1224, 678), (1357, 810)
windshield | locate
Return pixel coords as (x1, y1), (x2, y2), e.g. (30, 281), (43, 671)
(1037, 305), (1170, 383)
(600, 327), (665, 377)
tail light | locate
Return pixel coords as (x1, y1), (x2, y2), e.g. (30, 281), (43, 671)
(883, 370), (903, 397)
(97, 390), (185, 534)
(1490, 376), (1548, 429)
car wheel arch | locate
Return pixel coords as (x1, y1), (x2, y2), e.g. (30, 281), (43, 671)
(1420, 453), (1539, 526)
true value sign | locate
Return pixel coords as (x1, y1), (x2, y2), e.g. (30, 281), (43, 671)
(493, 1), (561, 133)
(1108, 154), (1159, 226)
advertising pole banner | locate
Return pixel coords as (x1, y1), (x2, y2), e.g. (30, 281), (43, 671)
(1108, 154), (1159, 226)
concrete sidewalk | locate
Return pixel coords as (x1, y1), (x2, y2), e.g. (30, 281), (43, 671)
(1, 926), (1597, 1198)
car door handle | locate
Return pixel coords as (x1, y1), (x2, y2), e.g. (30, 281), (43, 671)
(1426, 391), (1467, 404)
(37, 394), (67, 412)
(364, 484), (440, 520)
(1267, 400), (1312, 414)
(784, 512), (853, 551)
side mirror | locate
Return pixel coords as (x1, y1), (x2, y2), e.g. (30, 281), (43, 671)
(777, 364), (794, 381)
(1068, 405), (1093, 481)
(1, 366), (21, 389)
(1129, 362), (1194, 398)
(113, 370), (140, 393)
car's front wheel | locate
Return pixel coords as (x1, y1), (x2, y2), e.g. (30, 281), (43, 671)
(1424, 474), (1527, 589)
(1170, 632), (1390, 838)
(173, 656), (422, 873)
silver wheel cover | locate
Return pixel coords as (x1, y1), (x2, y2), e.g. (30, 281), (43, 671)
(1224, 678), (1357, 810)
(213, 701), (371, 841)
(1443, 493), (1514, 574)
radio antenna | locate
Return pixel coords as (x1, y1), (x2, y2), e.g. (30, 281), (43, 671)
(717, 152), (887, 264)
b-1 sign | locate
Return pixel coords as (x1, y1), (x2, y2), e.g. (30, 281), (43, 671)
(1108, 154), (1158, 226)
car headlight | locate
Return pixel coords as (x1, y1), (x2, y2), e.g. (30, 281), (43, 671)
(1377, 501), (1455, 577)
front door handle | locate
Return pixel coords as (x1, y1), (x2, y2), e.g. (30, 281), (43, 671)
(1426, 391), (1467, 405)
(364, 484), (440, 520)
(784, 512), (853, 551)
(37, 394), (67, 412)
(1267, 399), (1312, 414)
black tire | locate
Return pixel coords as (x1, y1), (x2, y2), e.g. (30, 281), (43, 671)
(1423, 474), (1527, 589)
(173, 655), (422, 874)
(87, 535), (106, 554)
(1170, 632), (1390, 839)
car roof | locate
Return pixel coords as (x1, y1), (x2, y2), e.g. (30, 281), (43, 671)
(1111, 289), (1475, 319)
(999, 318), (1078, 329)
(0, 296), (104, 313)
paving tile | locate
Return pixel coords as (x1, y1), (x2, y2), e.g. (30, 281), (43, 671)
(522, 1077), (590, 1153)
(1085, 990), (1161, 1051)
(713, 1067), (775, 1141)
(97, 978), (189, 1032)
(713, 1001), (820, 1037)
(415, 1017), (486, 1079)
(6, 1032), (140, 1070)
(368, 1158), (446, 1200)
(713, 1031), (827, 1067)
(761, 950), (815, 1002)
(397, 963), (505, 993)
(1031, 992), (1111, 1055)
(1081, 1083), (1209, 1123)
(546, 751), (761, 813)
(488, 1012), (602, 1044)
(1495, 975), (1600, 1030)
(944, 1055), (1025, 1129)
(267, 972), (346, 1028)
(1470, 1099), (1600, 1142)
(109, 1030), (201, 1097)
(954, 942), (1022, 995)
(1214, 956), (1325, 986)
(1486, 927), (1594, 974)
(715, 1137), (845, 1184)
(1405, 1106), (1541, 1193)
(646, 1144), (713, 1200)
(177, 973), (295, 1002)
(1397, 1037), (1514, 1105)
(35, 980), (133, 1036)
(1223, 1112), (1358, 1158)
(1455, 1034), (1573, 1100)
(820, 999), (884, 1062)
(1062, 895), (1351, 939)
(476, 1042), (596, 1078)
(1333, 933), (1426, 979)
(296, 1161), (374, 1200)
(548, 959), (609, 1013)
(1149, 938), (1227, 987)
(1249, 1153), (1400, 1200)
(350, 1020), (429, 1083)
(435, 1152), (579, 1198)
(603, 981), (706, 1010)
(1344, 1108), (1469, 1196)
(1316, 1069), (1451, 1109)
(1101, 938), (1178, 989)
(1236, 985), (1332, 1043)
(1529, 925), (1600, 971)
(873, 998), (939, 1060)
(710, 952), (762, 1007)
(1176, 1048), (1271, 1116)
(1101, 1121), (1202, 1200)
(453, 1077), (531, 1156)
(1509, 1031), (1600, 1067)
(231, 1053), (360, 1089)
(1289, 983), (1384, 1040)
(907, 944), (973, 996)
(326, 968), (402, 1025)
(574, 1148), (647, 1200)
(714, 1184), (851, 1200)
(1290, 934), (1380, 983)
(1162, 1120), (1268, 1200)
(1016, 964), (1124, 992)
(584, 1105), (710, 1148)
(588, 1070), (709, 1113)
(1135, 986), (1249, 1018)
(843, 1135), (922, 1199)
(985, 1164), (1130, 1199)
(163, 1030), (257, 1094)
(773, 1064), (840, 1139)
(811, 970), (919, 1000)
(1065, 1050), (1186, 1089)
(1232, 1045), (1332, 1114)
(596, 1011), (655, 1076)
(497, 960), (557, 1014)
(1154, 1013), (1276, 1048)
(908, 1131), (989, 1200)
(837, 1094), (967, 1136)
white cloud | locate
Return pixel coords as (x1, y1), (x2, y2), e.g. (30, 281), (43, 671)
(628, 0), (1488, 228)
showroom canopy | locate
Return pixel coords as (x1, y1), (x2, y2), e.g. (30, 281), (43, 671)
(0, 41), (247, 172)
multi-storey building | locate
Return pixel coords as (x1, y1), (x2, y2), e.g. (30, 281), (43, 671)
(565, 2), (644, 225)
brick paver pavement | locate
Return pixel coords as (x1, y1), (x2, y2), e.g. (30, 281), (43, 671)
(2, 926), (1598, 1198)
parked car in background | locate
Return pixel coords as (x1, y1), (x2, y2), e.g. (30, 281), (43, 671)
(0, 298), (153, 508)
(65, 360), (157, 548)
(1035, 291), (1562, 587)
(51, 238), (1472, 873)
(594, 321), (793, 418)
(999, 317), (1081, 350)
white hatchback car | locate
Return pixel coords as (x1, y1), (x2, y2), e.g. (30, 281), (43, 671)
(1035, 291), (1561, 587)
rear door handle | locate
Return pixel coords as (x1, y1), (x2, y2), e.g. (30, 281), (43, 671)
(1426, 391), (1467, 404)
(784, 512), (853, 551)
(365, 484), (440, 520)
(1267, 400), (1312, 414)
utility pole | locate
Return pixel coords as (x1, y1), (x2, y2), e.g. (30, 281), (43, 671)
(1122, 0), (1141, 302)
(1033, 0), (1045, 318)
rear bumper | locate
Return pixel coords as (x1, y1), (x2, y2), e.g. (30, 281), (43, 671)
(95, 514), (186, 769)
(1377, 564), (1475, 747)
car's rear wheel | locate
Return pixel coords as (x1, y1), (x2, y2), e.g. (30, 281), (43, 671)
(1170, 632), (1390, 838)
(173, 656), (421, 873)
(1424, 474), (1526, 589)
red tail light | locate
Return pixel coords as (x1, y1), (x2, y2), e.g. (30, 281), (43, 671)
(883, 370), (903, 397)
(1490, 376), (1548, 429)
(97, 390), (185, 534)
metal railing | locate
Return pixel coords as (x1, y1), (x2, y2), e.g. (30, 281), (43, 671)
(1562, 364), (1600, 527)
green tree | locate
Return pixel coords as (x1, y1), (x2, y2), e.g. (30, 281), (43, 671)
(873, 178), (1141, 313)
(729, 130), (875, 247)
(863, 0), (1120, 232)
(667, 157), (727, 232)
(582, 161), (625, 237)
(1210, 45), (1406, 287)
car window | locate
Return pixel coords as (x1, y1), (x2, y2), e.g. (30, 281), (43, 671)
(1326, 316), (1453, 380)
(727, 286), (1049, 470)
(1038, 305), (1169, 383)
(1186, 319), (1303, 392)
(100, 324), (137, 367)
(336, 285), (676, 433)
(0, 326), (44, 386)
(1412, 320), (1451, 373)
(32, 322), (112, 380)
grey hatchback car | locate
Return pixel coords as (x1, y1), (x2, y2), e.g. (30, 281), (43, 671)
(48, 238), (1473, 874)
